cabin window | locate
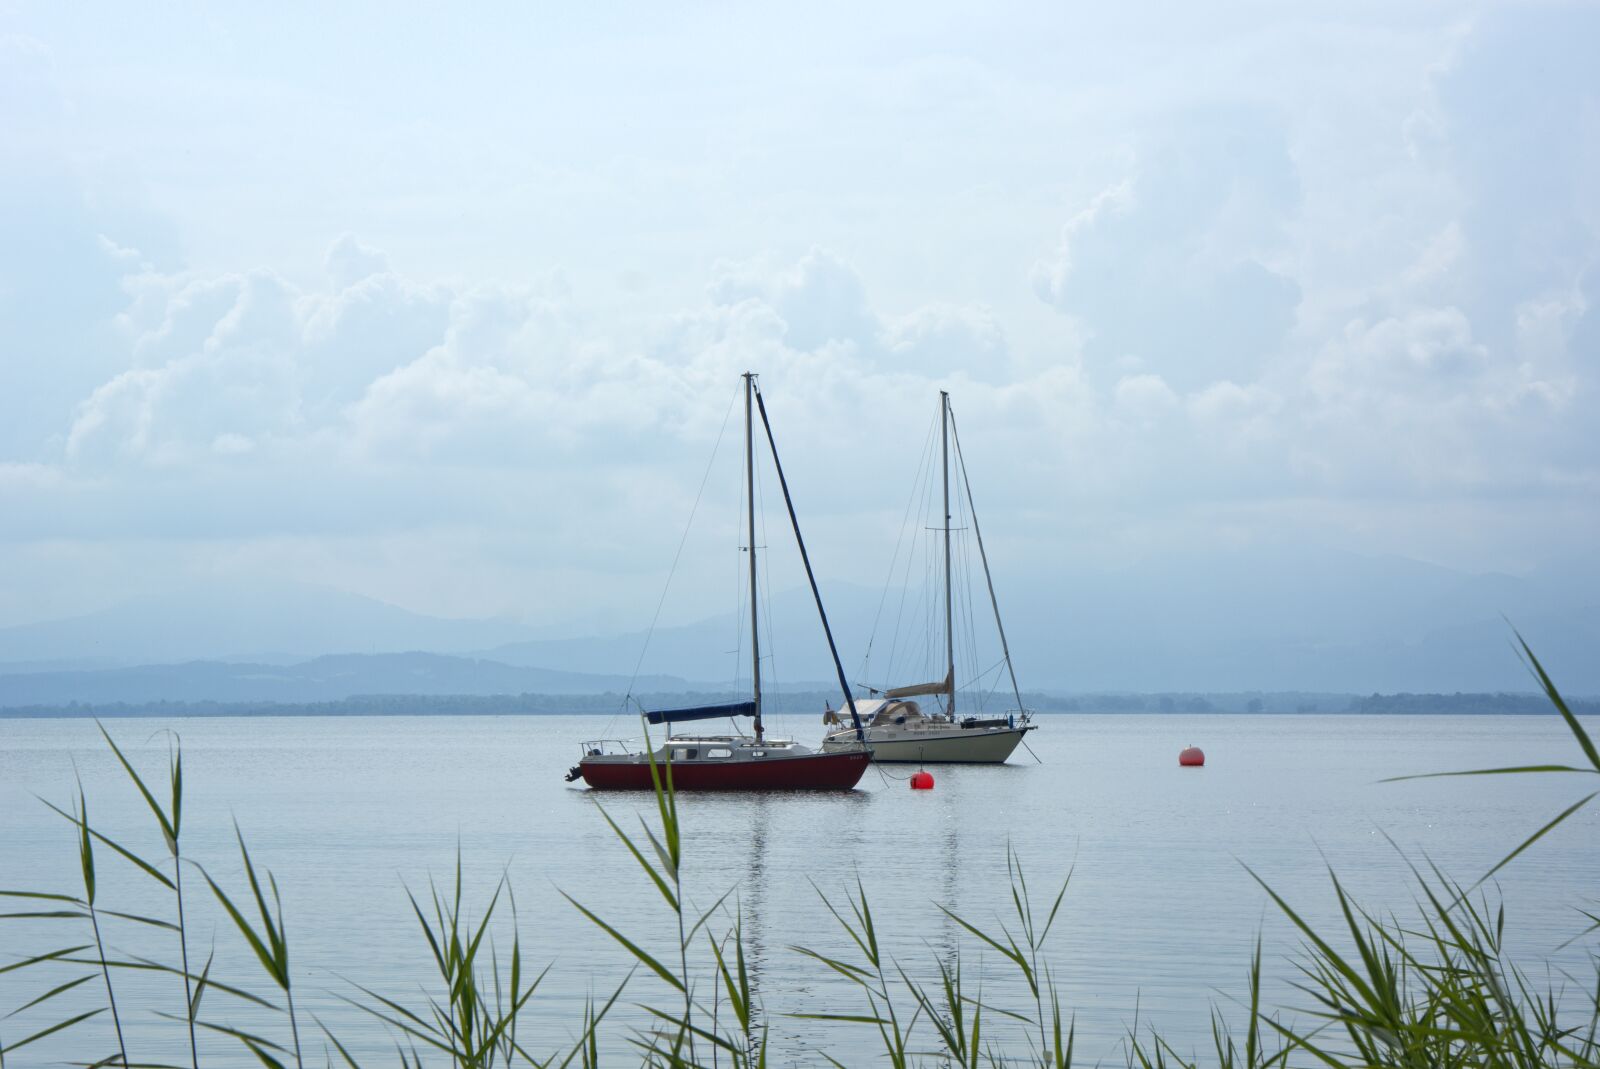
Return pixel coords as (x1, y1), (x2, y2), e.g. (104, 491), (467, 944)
(706, 748), (732, 759)
(750, 750), (766, 758)
(673, 748), (698, 761)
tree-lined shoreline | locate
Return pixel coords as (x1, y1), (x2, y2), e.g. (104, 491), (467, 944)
(3, 689), (1595, 719)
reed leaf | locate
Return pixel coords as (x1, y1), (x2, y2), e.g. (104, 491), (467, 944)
(76, 954), (282, 1011)
(37, 798), (176, 891)
(203, 826), (290, 990)
(589, 802), (677, 911)
(0, 944), (94, 976)
(562, 894), (686, 993)
(3, 974), (96, 1018)
(1471, 791), (1598, 895)
(0, 1008), (105, 1056)
(1514, 629), (1600, 772)
(96, 721), (179, 856)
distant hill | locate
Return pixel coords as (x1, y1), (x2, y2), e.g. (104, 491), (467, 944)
(0, 580), (542, 666)
(0, 652), (693, 707)
(476, 554), (1600, 694)
(1, 549), (1596, 694)
(1000, 549), (1600, 693)
(473, 583), (888, 687)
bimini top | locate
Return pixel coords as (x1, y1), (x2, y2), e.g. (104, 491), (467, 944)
(645, 700), (757, 725)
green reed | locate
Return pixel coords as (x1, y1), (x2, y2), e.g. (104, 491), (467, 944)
(1, 635), (1597, 1067)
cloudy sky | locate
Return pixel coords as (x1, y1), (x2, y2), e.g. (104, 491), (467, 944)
(2, 1), (1597, 639)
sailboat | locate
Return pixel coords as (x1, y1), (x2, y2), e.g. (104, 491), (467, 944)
(568, 373), (873, 791)
(821, 390), (1037, 764)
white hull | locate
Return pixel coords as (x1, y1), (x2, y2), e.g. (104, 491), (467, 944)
(823, 723), (1032, 764)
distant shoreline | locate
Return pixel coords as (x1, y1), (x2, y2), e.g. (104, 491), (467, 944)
(2, 690), (1594, 719)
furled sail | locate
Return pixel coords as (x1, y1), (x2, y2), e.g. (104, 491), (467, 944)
(645, 700), (757, 725)
(885, 668), (954, 699)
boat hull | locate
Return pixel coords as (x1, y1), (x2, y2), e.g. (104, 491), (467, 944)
(824, 725), (1032, 764)
(579, 749), (872, 790)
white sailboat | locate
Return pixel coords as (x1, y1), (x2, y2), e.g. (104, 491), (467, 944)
(821, 390), (1037, 764)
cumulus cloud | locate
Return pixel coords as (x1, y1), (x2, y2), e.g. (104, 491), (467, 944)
(1316, 307), (1488, 392)
(1018, 7), (1600, 509)
(43, 235), (1027, 509)
(1113, 373), (1179, 426)
(0, 34), (181, 459)
(67, 271), (304, 466)
(1437, 5), (1600, 343)
(711, 248), (879, 353)
(1033, 107), (1302, 391)
(1186, 381), (1281, 454)
(1031, 179), (1133, 308)
(882, 304), (1008, 376)
(325, 233), (391, 289)
(705, 250), (1017, 388)
(4, 4), (1600, 627)
(299, 273), (454, 412)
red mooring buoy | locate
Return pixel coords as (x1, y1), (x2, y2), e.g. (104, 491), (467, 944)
(910, 770), (936, 790)
(1179, 746), (1206, 767)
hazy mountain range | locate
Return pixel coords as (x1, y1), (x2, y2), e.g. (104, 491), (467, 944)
(0, 547), (1595, 710)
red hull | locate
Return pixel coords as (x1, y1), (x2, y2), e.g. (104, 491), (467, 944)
(579, 749), (871, 791)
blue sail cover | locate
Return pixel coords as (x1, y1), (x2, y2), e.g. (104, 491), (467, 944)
(645, 700), (757, 725)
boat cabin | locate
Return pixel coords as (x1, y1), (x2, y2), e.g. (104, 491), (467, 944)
(577, 734), (799, 765)
(863, 698), (945, 727)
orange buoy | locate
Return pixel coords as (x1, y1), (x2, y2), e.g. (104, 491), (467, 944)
(1179, 746), (1205, 767)
(910, 770), (935, 790)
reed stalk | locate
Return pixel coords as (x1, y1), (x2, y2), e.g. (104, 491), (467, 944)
(77, 783), (130, 1068)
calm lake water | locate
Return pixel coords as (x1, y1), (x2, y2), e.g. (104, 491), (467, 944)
(2, 712), (1597, 1066)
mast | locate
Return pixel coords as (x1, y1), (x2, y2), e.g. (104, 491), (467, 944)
(941, 390), (955, 719)
(745, 372), (763, 742)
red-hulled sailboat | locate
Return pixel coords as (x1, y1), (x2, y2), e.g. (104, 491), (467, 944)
(566, 372), (871, 791)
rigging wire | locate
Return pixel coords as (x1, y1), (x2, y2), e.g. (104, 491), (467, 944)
(917, 426), (942, 703)
(755, 430), (781, 726)
(609, 383), (741, 737)
(956, 477), (987, 712)
(730, 511), (746, 697)
(728, 399), (761, 732)
(948, 402), (1030, 718)
(924, 418), (941, 690)
(868, 415), (938, 691)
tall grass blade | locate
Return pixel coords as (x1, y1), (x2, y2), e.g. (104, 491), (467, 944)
(315, 1017), (362, 1069)
(77, 785), (96, 908)
(37, 799), (176, 890)
(0, 1008), (106, 1056)
(588, 801), (677, 911)
(72, 784), (130, 1069)
(1382, 764), (1590, 782)
(1515, 629), (1600, 771)
(0, 945), (94, 976)
(0, 889), (83, 905)
(1470, 791), (1598, 894)
(96, 722), (178, 856)
(561, 894), (685, 992)
(3, 974), (96, 1018)
(203, 869), (284, 988)
(190, 950), (214, 1022)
